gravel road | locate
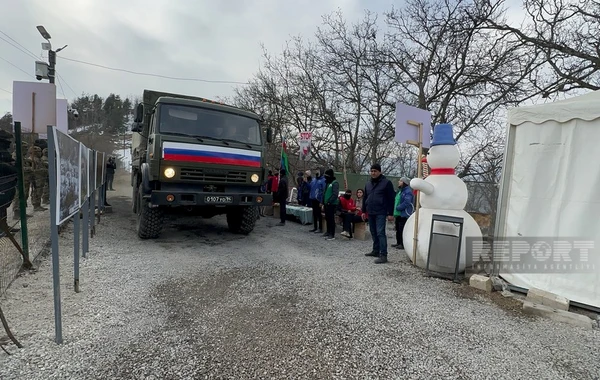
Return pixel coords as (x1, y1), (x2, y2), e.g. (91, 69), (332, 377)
(0, 173), (598, 380)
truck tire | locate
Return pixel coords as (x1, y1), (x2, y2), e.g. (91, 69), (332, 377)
(136, 188), (164, 239)
(226, 206), (258, 235)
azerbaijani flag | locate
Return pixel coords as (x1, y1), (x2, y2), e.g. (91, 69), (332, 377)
(280, 139), (290, 174)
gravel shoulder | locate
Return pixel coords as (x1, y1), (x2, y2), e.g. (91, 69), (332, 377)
(0, 173), (598, 379)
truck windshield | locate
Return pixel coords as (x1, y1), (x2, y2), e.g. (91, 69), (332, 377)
(158, 104), (262, 145)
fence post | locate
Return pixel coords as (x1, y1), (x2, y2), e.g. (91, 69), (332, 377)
(13, 122), (29, 263)
(47, 125), (63, 344)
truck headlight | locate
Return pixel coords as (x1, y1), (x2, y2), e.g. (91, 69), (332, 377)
(164, 167), (176, 178)
(250, 174), (259, 183)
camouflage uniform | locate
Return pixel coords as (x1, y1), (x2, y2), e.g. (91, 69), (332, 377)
(12, 141), (33, 219)
(30, 146), (47, 211)
(41, 148), (49, 204)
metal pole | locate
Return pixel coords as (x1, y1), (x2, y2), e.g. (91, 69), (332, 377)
(13, 122), (30, 262)
(48, 50), (56, 84)
(82, 198), (89, 257)
(47, 125), (62, 344)
(73, 206), (80, 293)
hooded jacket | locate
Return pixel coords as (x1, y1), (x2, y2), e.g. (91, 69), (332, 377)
(323, 170), (339, 205)
(309, 173), (326, 202)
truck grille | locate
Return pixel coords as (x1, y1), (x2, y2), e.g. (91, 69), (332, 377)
(179, 168), (247, 183)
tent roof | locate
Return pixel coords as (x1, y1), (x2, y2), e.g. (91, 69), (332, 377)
(508, 90), (600, 126)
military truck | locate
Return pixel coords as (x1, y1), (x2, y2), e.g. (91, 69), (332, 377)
(130, 89), (273, 239)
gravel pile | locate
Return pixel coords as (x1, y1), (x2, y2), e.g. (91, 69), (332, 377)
(0, 175), (598, 379)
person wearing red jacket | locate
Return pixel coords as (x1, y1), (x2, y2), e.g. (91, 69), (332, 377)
(339, 189), (366, 239)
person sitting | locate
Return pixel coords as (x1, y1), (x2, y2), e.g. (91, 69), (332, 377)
(339, 189), (365, 239)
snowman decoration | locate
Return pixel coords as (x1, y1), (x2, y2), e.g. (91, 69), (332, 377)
(402, 123), (482, 273)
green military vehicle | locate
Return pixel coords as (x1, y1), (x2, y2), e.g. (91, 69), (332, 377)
(130, 89), (273, 239)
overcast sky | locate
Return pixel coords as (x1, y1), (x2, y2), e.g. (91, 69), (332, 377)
(0, 0), (525, 116)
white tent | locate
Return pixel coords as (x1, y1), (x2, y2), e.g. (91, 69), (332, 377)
(495, 90), (600, 309)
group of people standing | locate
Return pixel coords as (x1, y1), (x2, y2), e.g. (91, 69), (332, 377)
(269, 163), (415, 264)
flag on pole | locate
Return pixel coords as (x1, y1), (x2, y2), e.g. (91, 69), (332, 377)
(280, 139), (290, 174)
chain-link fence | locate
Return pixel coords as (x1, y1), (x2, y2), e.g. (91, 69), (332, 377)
(464, 181), (499, 239)
(0, 130), (51, 296)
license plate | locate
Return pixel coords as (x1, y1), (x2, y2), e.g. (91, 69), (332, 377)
(205, 195), (233, 204)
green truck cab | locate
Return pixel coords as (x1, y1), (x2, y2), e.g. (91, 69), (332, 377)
(130, 89), (273, 239)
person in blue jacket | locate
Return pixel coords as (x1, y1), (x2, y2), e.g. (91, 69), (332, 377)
(392, 177), (414, 250)
(308, 169), (326, 233)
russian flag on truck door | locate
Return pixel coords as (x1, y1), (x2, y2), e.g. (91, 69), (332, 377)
(162, 141), (261, 167)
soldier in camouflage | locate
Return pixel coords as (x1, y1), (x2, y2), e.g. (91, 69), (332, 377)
(30, 145), (48, 212)
(41, 147), (49, 204)
(12, 141), (33, 220)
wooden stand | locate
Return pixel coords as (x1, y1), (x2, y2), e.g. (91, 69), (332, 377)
(406, 120), (424, 266)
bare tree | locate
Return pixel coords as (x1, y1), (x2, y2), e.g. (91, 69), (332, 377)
(477, 0), (600, 97)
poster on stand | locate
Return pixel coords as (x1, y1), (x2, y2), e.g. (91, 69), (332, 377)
(299, 131), (312, 161)
(95, 151), (105, 189)
(53, 127), (80, 225)
(79, 143), (89, 206)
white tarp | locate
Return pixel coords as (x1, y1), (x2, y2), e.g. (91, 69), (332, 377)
(496, 90), (600, 308)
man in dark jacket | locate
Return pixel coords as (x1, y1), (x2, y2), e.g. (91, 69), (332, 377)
(0, 130), (19, 235)
(362, 163), (396, 263)
(276, 168), (289, 226)
(322, 168), (339, 240)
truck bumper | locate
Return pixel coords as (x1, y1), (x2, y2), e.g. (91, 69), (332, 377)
(149, 191), (272, 207)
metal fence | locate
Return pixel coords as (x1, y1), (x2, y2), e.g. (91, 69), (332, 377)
(464, 181), (499, 238)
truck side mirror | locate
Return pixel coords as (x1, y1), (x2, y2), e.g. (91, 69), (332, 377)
(134, 103), (144, 123)
(266, 128), (273, 143)
(131, 122), (142, 133)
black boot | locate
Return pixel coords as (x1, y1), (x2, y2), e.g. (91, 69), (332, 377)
(365, 251), (379, 257)
(374, 255), (388, 264)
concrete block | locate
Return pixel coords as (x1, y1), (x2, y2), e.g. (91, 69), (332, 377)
(526, 287), (570, 311)
(522, 301), (593, 330)
(469, 274), (492, 293)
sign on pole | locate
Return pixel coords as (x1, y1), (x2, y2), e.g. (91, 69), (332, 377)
(394, 102), (432, 266)
(12, 81), (56, 134)
(299, 131), (312, 161)
(394, 103), (431, 148)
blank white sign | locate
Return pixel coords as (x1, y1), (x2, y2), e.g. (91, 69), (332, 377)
(12, 81), (57, 133)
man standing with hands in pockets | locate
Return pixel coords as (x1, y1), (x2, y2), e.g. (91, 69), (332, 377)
(362, 163), (396, 264)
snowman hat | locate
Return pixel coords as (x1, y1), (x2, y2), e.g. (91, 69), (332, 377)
(431, 123), (456, 146)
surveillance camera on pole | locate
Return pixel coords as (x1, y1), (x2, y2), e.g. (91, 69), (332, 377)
(36, 25), (67, 85)
(35, 61), (49, 81)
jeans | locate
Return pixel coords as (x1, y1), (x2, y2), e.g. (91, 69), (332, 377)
(369, 214), (388, 255)
(342, 212), (362, 237)
(395, 216), (408, 246)
(325, 204), (337, 237)
(106, 173), (114, 190)
(311, 199), (322, 230)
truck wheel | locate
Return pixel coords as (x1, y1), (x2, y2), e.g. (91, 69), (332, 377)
(226, 206), (258, 235)
(136, 188), (164, 239)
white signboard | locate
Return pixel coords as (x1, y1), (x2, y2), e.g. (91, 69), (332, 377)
(394, 102), (432, 148)
(39, 99), (68, 139)
(12, 81), (56, 134)
(299, 131), (312, 161)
